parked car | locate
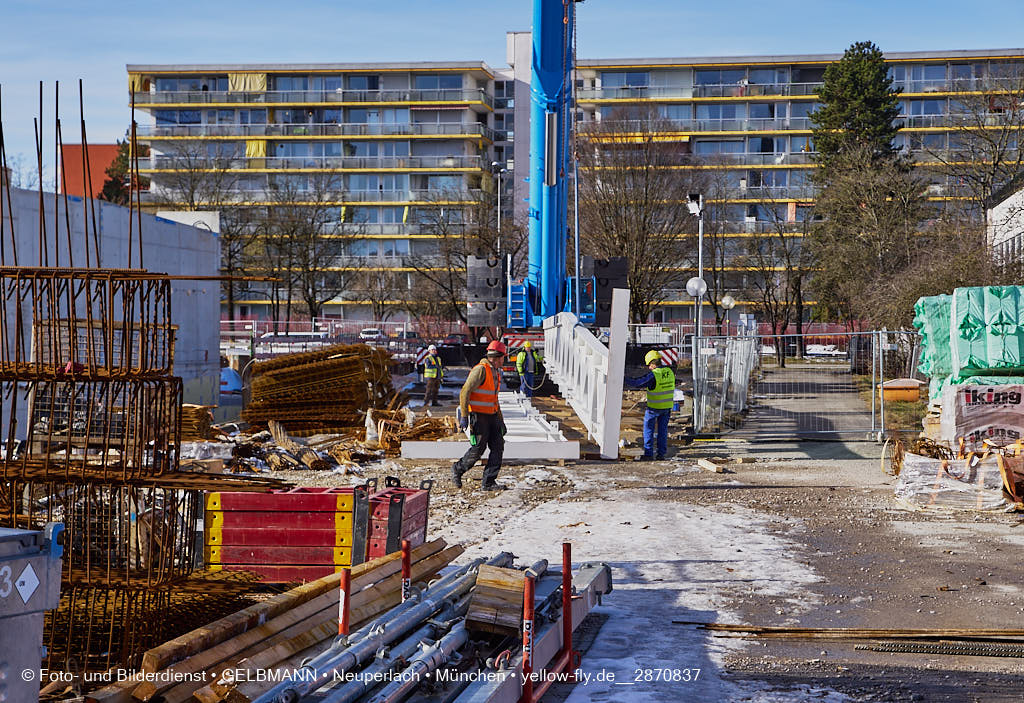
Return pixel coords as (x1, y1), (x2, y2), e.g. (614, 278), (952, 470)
(442, 333), (468, 345)
(220, 367), (243, 395)
(359, 327), (385, 341)
(389, 330), (421, 347)
(805, 343), (847, 358)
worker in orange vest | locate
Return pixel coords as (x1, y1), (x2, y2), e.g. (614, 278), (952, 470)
(451, 340), (508, 491)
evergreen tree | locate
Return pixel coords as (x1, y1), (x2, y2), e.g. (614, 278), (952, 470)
(811, 41), (902, 172)
(99, 140), (131, 205)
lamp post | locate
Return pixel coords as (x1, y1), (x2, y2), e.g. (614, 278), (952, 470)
(687, 194), (705, 341)
(492, 161), (506, 257)
(686, 275), (707, 433)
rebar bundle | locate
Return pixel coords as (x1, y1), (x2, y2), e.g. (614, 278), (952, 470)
(0, 81), (285, 675)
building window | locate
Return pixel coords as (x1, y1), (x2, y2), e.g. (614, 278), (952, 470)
(659, 104), (691, 121)
(273, 76), (309, 91)
(601, 71), (649, 88)
(693, 140), (744, 155)
(748, 103), (785, 119)
(413, 74), (462, 91)
(347, 75), (380, 91)
(239, 109), (267, 124)
(696, 103), (742, 120)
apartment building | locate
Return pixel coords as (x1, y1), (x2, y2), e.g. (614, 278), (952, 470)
(130, 46), (1024, 322)
(128, 62), (500, 319)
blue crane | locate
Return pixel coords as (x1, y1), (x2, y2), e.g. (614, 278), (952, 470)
(506, 0), (587, 329)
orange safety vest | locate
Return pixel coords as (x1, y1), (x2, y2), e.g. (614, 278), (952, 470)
(468, 361), (499, 414)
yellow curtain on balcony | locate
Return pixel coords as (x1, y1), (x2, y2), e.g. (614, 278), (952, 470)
(228, 73), (267, 92)
(128, 73), (144, 96)
(245, 139), (266, 168)
(403, 206), (410, 223)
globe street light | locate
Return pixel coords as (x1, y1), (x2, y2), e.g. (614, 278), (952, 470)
(721, 294), (736, 335)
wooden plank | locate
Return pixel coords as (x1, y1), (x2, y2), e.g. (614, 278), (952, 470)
(466, 565), (524, 636)
(139, 538), (444, 672)
(697, 458), (725, 473)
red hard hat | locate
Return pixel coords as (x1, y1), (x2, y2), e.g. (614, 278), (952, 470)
(486, 340), (507, 355)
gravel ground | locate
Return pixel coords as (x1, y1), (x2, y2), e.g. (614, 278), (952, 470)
(266, 436), (1024, 702)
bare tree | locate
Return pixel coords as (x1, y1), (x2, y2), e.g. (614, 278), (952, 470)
(738, 200), (814, 366)
(577, 107), (707, 322)
(404, 188), (526, 325)
(807, 143), (929, 326)
(347, 268), (402, 322)
(256, 172), (346, 319)
(924, 68), (1024, 213)
(146, 140), (257, 320)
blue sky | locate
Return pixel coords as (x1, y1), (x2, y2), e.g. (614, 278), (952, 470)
(2, 0), (1023, 180)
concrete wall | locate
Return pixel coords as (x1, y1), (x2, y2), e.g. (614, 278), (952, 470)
(988, 187), (1024, 260)
(4, 186), (220, 410)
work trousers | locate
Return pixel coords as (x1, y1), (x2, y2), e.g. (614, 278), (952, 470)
(453, 412), (504, 486)
(643, 407), (671, 458)
(519, 371), (534, 397)
(423, 378), (441, 405)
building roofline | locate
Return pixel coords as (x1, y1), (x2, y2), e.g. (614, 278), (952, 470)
(127, 61), (495, 76)
(577, 48), (1024, 68)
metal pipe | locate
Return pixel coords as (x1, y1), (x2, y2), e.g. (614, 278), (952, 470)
(561, 542), (574, 676)
(401, 540), (411, 602)
(525, 559), (548, 580)
(317, 623), (436, 703)
(366, 623), (471, 703)
(257, 554), (513, 703)
(521, 574), (536, 702)
(339, 568), (351, 637)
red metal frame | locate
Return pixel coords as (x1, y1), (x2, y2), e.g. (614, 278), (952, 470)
(401, 539), (411, 602)
(526, 542), (582, 703)
(339, 568), (351, 637)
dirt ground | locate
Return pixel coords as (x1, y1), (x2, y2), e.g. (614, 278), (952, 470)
(280, 433), (1024, 703)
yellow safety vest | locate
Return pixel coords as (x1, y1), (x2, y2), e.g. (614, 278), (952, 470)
(647, 366), (675, 410)
(424, 354), (443, 379)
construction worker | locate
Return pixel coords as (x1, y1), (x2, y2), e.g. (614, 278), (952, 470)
(451, 340), (507, 491)
(625, 350), (676, 460)
(515, 340), (543, 397)
(422, 345), (444, 407)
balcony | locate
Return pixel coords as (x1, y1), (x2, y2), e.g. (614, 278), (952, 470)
(141, 154), (484, 171)
(332, 255), (413, 267)
(590, 117), (812, 134)
(137, 88), (493, 109)
(576, 82), (823, 101)
(140, 188), (482, 205)
(137, 122), (497, 141)
(737, 185), (818, 199)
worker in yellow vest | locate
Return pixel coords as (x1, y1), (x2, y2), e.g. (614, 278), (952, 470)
(625, 350), (676, 460)
(422, 345), (444, 406)
(451, 340), (508, 491)
(515, 341), (543, 397)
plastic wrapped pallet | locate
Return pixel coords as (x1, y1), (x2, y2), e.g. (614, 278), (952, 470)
(940, 383), (1024, 450)
(951, 286), (1024, 377)
(913, 294), (952, 378)
(895, 452), (1022, 512)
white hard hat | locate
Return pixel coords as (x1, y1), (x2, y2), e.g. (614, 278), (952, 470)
(428, 344), (437, 352)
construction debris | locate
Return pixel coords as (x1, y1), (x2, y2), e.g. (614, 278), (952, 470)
(181, 404), (217, 441)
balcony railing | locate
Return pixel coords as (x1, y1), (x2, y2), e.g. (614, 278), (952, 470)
(138, 88), (493, 108)
(590, 117), (812, 133)
(576, 82), (823, 101)
(738, 185), (818, 199)
(140, 188), (482, 204)
(141, 155), (484, 170)
(137, 122), (497, 140)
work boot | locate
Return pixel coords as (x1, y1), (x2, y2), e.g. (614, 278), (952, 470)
(481, 482), (507, 492)
(656, 454), (666, 461)
(450, 463), (463, 489)
(640, 454), (654, 462)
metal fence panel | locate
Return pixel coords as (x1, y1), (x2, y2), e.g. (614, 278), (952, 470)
(693, 331), (923, 440)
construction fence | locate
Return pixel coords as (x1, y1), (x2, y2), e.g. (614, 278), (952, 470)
(692, 331), (923, 439)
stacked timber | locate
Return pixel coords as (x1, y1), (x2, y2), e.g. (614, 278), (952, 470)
(85, 539), (462, 703)
(181, 404), (215, 441)
(465, 564), (527, 635)
(242, 344), (403, 436)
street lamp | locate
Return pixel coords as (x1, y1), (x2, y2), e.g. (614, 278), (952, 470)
(721, 294), (736, 335)
(686, 194), (705, 341)
(492, 161), (507, 257)
(686, 275), (707, 433)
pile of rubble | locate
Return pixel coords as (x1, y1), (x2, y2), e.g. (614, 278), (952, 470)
(187, 409), (460, 475)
